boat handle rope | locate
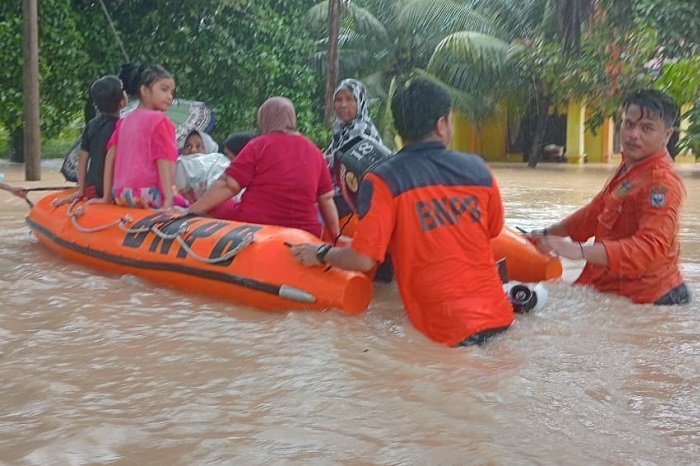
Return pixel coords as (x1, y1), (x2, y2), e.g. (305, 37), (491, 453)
(151, 225), (255, 264)
(63, 200), (135, 233)
(62, 199), (255, 264)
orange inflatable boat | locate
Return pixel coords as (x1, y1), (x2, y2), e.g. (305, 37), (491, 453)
(26, 190), (373, 314)
(491, 226), (562, 282)
(325, 214), (562, 283)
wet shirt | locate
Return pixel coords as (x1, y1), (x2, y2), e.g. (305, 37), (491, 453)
(563, 151), (686, 303)
(351, 141), (514, 346)
(225, 132), (333, 238)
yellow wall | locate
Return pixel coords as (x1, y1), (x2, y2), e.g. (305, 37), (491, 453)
(453, 101), (696, 164)
(583, 117), (613, 163)
(451, 112), (476, 153)
(452, 112), (517, 162)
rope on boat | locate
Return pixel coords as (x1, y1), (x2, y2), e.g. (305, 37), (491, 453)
(66, 200), (129, 233)
(64, 199), (254, 264)
(151, 225), (255, 264)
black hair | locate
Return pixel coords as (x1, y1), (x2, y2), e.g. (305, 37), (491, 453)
(391, 77), (452, 142)
(119, 62), (174, 98)
(224, 131), (255, 155)
(621, 88), (679, 128)
(89, 75), (123, 114)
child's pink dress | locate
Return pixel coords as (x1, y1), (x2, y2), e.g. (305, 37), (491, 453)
(108, 108), (178, 208)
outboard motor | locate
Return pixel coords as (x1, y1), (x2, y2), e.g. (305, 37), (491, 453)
(334, 135), (393, 211)
(503, 281), (549, 313)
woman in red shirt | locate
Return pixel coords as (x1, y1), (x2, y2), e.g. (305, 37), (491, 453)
(188, 97), (339, 239)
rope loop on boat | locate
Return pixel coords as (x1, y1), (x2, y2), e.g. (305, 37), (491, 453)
(115, 216), (151, 234)
(65, 199), (132, 233)
(63, 201), (254, 263)
(152, 227), (255, 264)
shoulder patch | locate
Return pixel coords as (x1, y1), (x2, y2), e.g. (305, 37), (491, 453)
(617, 179), (633, 196)
(650, 186), (667, 208)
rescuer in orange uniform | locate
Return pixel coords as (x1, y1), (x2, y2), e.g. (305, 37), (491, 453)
(291, 78), (514, 346)
(533, 89), (689, 305)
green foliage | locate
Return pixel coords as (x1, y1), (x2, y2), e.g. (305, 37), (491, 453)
(656, 57), (700, 158)
(1, 0), (329, 157)
(0, 0), (94, 141)
(3, 0), (697, 161)
(654, 57), (700, 105)
(634, 0), (699, 59)
(306, 0), (512, 145)
(678, 100), (700, 160)
(85, 0), (326, 145)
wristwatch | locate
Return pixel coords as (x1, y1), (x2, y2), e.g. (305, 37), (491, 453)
(316, 243), (332, 264)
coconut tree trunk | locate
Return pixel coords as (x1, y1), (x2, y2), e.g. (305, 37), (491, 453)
(527, 93), (553, 168)
(23, 0), (41, 180)
(324, 0), (341, 126)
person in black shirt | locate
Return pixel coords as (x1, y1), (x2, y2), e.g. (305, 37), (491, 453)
(61, 75), (127, 202)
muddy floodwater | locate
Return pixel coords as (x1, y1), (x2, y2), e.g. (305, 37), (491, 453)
(1, 161), (699, 465)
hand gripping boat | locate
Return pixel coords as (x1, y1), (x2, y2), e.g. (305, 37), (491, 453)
(26, 191), (373, 314)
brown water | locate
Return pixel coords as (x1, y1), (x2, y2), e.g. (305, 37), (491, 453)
(1, 161), (699, 465)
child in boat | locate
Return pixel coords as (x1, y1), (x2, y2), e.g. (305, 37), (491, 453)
(61, 75), (127, 203)
(176, 129), (225, 204)
(182, 129), (219, 156)
(97, 63), (179, 209)
(0, 173), (27, 198)
(223, 131), (255, 160)
(175, 130), (254, 215)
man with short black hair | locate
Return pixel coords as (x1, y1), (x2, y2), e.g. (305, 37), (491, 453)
(60, 75), (127, 203)
(534, 88), (689, 305)
(292, 77), (514, 346)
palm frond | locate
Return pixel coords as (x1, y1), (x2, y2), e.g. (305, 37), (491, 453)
(411, 69), (499, 123)
(305, 2), (332, 37)
(396, 0), (506, 40)
(469, 0), (548, 39)
(428, 32), (512, 76)
(305, 1), (390, 47)
(343, 5), (391, 47)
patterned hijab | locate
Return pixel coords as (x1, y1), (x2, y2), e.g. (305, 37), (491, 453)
(325, 79), (382, 164)
(257, 97), (297, 134)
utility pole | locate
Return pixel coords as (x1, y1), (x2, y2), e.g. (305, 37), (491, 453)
(324, 0), (341, 126)
(23, 0), (41, 180)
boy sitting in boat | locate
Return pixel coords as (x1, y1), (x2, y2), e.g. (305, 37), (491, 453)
(223, 131), (255, 161)
(60, 75), (127, 204)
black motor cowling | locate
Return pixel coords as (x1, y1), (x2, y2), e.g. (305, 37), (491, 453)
(334, 136), (393, 211)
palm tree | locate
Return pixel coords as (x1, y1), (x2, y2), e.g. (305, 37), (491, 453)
(308, 0), (610, 165)
(324, 0), (341, 125)
(442, 0), (606, 166)
(306, 0), (509, 147)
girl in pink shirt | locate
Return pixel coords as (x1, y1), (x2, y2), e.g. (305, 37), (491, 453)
(99, 63), (178, 209)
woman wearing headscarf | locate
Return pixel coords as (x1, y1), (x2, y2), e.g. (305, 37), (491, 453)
(189, 97), (339, 239)
(325, 79), (390, 218)
(176, 129), (229, 205)
(325, 78), (383, 166)
(325, 78), (394, 282)
(182, 129), (220, 155)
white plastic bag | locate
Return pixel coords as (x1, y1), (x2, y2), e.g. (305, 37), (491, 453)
(175, 152), (230, 202)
